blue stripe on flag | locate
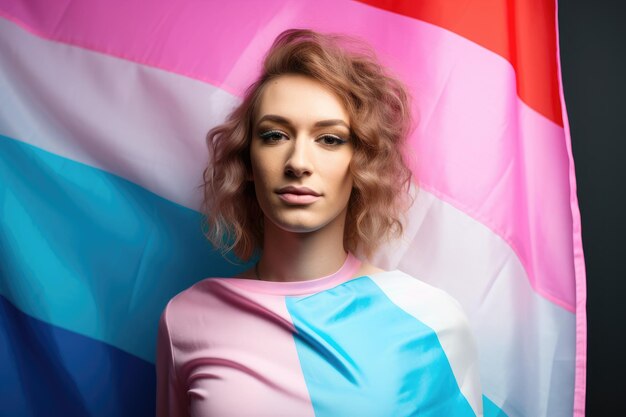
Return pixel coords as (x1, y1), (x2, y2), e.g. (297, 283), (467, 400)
(285, 277), (476, 417)
(0, 295), (155, 417)
(0, 134), (250, 362)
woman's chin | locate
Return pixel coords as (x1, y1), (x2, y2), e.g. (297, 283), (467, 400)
(267, 214), (331, 235)
(272, 220), (322, 234)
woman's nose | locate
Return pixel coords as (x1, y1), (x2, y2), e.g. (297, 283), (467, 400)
(284, 138), (313, 177)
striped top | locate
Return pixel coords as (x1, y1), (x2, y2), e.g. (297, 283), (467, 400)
(156, 253), (483, 416)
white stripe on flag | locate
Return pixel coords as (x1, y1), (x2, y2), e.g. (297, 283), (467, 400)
(0, 18), (237, 211)
(373, 187), (576, 417)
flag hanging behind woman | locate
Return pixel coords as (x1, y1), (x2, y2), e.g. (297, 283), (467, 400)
(0, 1), (586, 416)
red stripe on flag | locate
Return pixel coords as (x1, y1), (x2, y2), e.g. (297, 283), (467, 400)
(357, 0), (562, 126)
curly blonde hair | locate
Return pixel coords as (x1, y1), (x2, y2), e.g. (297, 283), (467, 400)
(203, 28), (413, 261)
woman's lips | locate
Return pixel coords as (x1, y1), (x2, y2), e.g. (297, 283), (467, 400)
(276, 186), (321, 205)
(277, 193), (320, 204)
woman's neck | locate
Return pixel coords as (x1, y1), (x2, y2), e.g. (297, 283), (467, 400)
(257, 216), (349, 282)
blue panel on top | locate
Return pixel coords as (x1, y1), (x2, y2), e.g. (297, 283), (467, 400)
(483, 395), (509, 417)
(0, 134), (252, 362)
(0, 295), (155, 417)
(285, 277), (476, 417)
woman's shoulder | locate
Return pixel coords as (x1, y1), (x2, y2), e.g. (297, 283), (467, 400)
(366, 269), (471, 328)
(159, 277), (234, 320)
(369, 269), (482, 414)
(367, 267), (459, 298)
(354, 262), (465, 313)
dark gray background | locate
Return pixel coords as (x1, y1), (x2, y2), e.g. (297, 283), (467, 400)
(558, 0), (625, 414)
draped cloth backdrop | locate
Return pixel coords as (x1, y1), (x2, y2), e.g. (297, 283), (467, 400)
(0, 1), (586, 416)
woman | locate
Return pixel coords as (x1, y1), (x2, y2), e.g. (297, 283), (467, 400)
(157, 29), (483, 417)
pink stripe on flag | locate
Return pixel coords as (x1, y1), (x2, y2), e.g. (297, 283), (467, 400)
(554, 1), (587, 414)
(0, 0), (577, 311)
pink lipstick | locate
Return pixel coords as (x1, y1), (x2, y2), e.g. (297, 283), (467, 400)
(276, 186), (321, 205)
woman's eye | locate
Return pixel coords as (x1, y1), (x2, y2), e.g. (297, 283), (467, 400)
(318, 135), (347, 146)
(259, 130), (287, 142)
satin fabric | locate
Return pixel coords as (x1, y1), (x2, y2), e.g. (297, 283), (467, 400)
(156, 254), (482, 416)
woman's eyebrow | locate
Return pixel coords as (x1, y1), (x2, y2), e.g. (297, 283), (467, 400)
(257, 114), (350, 129)
(313, 119), (350, 129)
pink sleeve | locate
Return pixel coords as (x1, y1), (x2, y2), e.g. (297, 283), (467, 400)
(156, 301), (187, 417)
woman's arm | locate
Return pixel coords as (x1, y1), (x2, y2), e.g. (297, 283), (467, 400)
(156, 302), (187, 417)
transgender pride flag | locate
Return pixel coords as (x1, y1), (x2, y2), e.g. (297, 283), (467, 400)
(0, 1), (586, 416)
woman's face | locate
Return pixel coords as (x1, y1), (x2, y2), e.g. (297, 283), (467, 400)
(250, 74), (354, 235)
